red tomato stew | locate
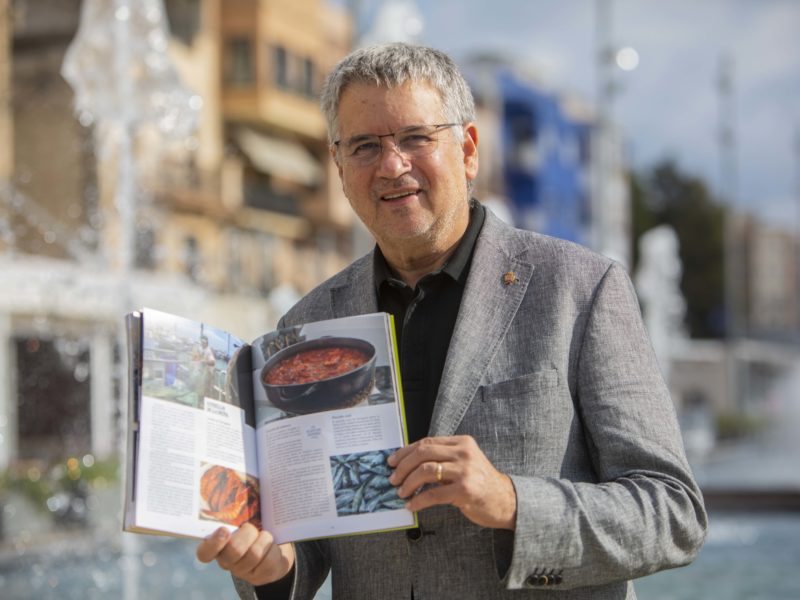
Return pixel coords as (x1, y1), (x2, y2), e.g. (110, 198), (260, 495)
(264, 346), (371, 386)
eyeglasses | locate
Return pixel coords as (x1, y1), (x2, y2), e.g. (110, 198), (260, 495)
(333, 123), (460, 167)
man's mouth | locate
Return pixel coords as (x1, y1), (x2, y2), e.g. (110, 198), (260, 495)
(380, 189), (420, 201)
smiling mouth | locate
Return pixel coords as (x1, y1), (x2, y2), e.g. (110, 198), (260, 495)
(380, 189), (420, 201)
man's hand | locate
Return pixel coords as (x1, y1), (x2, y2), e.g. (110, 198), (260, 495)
(388, 435), (517, 530)
(196, 524), (295, 586)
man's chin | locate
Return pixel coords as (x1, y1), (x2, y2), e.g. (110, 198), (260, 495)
(375, 222), (435, 246)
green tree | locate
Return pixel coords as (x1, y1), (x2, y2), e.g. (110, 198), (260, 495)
(631, 161), (727, 338)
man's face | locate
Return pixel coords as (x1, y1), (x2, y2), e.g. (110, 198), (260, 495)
(332, 81), (478, 254)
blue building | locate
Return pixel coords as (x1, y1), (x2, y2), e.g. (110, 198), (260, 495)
(470, 64), (593, 246)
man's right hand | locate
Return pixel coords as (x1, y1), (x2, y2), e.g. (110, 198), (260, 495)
(196, 524), (295, 586)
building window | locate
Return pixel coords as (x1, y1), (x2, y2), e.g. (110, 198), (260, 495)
(302, 57), (315, 98)
(165, 0), (201, 46)
(506, 106), (538, 173)
(226, 230), (275, 294)
(224, 38), (254, 85)
(15, 336), (92, 461)
(242, 170), (299, 215)
(274, 46), (288, 89)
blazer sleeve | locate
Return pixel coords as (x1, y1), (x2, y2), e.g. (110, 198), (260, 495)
(500, 262), (707, 590)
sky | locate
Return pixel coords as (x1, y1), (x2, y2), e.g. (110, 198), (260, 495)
(345, 0), (800, 230)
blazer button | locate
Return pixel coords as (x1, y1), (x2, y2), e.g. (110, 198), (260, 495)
(525, 574), (542, 586)
(551, 574), (563, 585)
(406, 527), (423, 541)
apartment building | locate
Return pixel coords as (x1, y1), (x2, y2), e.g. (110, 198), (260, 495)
(0, 0), (354, 468)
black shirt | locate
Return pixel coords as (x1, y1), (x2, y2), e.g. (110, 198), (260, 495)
(375, 200), (486, 443)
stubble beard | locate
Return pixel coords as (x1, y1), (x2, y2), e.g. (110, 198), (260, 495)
(376, 191), (468, 251)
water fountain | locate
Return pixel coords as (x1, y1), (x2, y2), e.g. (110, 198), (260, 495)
(61, 2), (200, 598)
(61, 0), (201, 277)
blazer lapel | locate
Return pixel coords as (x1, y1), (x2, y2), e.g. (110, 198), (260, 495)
(329, 251), (379, 318)
(430, 214), (534, 436)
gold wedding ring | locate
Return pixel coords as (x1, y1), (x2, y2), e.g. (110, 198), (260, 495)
(435, 462), (443, 482)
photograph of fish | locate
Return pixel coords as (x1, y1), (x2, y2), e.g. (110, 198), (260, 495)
(330, 448), (405, 516)
(199, 464), (262, 529)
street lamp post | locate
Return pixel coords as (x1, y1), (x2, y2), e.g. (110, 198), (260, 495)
(795, 126), (800, 340)
(593, 0), (636, 268)
(717, 55), (749, 412)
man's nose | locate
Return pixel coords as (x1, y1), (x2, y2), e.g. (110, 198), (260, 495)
(376, 140), (412, 178)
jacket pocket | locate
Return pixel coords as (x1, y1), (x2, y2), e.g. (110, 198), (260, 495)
(479, 369), (559, 402)
(463, 369), (562, 472)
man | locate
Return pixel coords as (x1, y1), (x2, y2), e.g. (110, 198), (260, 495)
(197, 43), (706, 599)
(199, 335), (216, 400)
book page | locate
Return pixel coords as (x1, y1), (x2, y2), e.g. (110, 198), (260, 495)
(128, 309), (260, 539)
(250, 313), (414, 543)
(256, 404), (412, 543)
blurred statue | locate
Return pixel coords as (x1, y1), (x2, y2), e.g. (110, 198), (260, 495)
(634, 225), (687, 382)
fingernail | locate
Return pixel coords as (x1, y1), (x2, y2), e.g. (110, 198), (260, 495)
(387, 454), (397, 466)
(214, 527), (228, 540)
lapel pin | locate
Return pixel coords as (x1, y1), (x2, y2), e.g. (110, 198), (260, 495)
(502, 271), (518, 286)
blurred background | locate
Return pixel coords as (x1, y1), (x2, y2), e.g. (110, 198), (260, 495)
(1, 0), (799, 598)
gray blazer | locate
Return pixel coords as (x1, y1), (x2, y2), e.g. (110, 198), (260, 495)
(235, 209), (706, 599)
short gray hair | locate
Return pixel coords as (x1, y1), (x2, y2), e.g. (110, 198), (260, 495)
(321, 43), (475, 144)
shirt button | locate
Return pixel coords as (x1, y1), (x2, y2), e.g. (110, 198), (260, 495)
(406, 528), (423, 541)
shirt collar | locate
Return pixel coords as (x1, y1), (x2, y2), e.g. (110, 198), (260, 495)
(373, 199), (486, 290)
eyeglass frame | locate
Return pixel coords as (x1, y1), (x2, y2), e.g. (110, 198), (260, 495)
(332, 123), (462, 167)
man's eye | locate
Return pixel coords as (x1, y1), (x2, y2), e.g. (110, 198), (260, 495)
(399, 134), (434, 148)
(350, 141), (380, 156)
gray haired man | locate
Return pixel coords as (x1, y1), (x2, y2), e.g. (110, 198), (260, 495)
(197, 42), (706, 600)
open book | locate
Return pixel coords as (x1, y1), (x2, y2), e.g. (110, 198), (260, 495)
(123, 308), (416, 543)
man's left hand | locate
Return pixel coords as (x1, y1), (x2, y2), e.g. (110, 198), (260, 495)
(388, 435), (517, 530)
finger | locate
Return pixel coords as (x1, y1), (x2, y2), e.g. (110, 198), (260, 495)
(196, 527), (231, 563)
(387, 443), (415, 466)
(243, 540), (295, 586)
(388, 436), (459, 466)
(216, 523), (260, 571)
(390, 442), (457, 486)
(395, 460), (450, 499)
(227, 530), (275, 575)
(403, 481), (454, 512)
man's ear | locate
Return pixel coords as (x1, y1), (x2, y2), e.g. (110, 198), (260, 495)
(462, 123), (479, 182)
(329, 145), (344, 180)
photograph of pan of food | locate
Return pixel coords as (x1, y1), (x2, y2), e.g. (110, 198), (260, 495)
(260, 337), (377, 415)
